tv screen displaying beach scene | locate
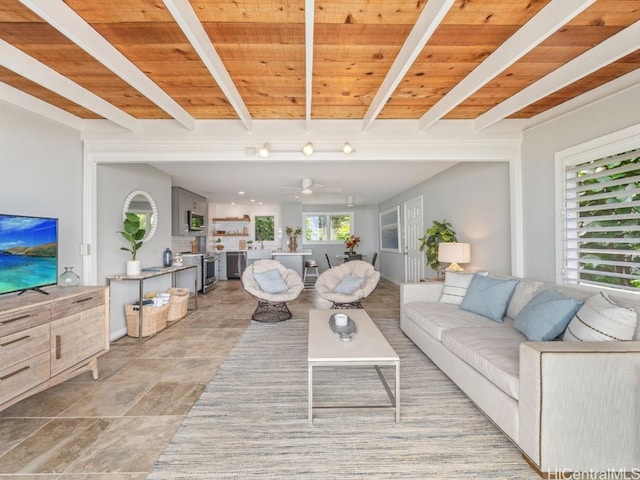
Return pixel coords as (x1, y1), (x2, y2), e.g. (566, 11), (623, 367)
(0, 214), (58, 295)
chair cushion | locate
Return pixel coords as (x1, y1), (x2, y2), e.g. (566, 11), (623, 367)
(439, 271), (474, 305)
(460, 274), (519, 323)
(252, 269), (290, 294)
(334, 275), (365, 294)
(514, 288), (583, 341)
(563, 292), (638, 342)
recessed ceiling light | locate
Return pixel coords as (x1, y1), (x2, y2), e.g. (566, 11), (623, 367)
(343, 142), (354, 154)
(258, 143), (270, 158)
(302, 142), (314, 155)
(258, 202), (263, 205)
(250, 199), (255, 202)
(238, 191), (245, 195)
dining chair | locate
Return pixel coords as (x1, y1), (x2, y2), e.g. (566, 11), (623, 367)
(371, 252), (378, 269)
(324, 253), (332, 269)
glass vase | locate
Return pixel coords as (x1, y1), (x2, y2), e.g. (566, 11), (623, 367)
(58, 266), (80, 287)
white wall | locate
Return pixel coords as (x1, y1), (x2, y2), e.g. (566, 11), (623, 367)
(521, 85), (640, 282)
(97, 163), (173, 338)
(0, 102), (83, 286)
(379, 162), (511, 283)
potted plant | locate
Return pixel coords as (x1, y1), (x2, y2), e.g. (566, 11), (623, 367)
(215, 238), (224, 250)
(285, 226), (302, 252)
(119, 212), (146, 275)
(418, 219), (457, 279)
(247, 239), (254, 250)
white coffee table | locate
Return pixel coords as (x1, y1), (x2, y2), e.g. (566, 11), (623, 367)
(307, 309), (400, 425)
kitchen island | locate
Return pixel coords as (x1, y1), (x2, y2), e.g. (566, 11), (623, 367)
(271, 250), (313, 277)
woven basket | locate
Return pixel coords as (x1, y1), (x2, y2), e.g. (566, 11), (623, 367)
(167, 287), (189, 322)
(125, 303), (170, 337)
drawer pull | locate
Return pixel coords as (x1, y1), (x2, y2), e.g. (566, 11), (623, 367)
(55, 335), (62, 360)
(0, 335), (30, 347)
(73, 297), (94, 304)
(0, 314), (30, 325)
(0, 365), (29, 381)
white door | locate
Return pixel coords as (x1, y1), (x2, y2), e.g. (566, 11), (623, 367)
(404, 196), (423, 282)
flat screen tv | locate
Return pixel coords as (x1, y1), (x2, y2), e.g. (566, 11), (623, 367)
(0, 214), (58, 295)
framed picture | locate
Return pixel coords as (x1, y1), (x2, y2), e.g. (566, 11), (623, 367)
(379, 206), (401, 253)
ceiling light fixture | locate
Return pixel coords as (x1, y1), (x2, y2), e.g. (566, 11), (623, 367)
(343, 142), (354, 154)
(258, 143), (270, 158)
(346, 195), (354, 207)
(302, 142), (314, 155)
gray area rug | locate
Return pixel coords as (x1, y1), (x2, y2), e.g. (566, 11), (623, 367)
(148, 318), (538, 479)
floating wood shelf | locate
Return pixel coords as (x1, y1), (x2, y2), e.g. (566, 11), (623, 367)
(212, 215), (250, 222)
(216, 234), (248, 237)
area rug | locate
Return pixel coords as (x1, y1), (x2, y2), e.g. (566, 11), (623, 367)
(148, 317), (538, 479)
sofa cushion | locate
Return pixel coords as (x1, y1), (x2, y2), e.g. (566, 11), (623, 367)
(439, 271), (474, 305)
(404, 302), (504, 341)
(441, 326), (525, 400)
(514, 288), (584, 341)
(252, 268), (290, 294)
(563, 292), (638, 342)
(460, 274), (519, 323)
(505, 280), (546, 320)
(334, 275), (365, 294)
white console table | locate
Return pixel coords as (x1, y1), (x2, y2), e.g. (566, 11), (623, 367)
(106, 264), (198, 341)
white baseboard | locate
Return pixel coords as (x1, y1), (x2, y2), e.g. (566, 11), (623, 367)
(110, 327), (127, 342)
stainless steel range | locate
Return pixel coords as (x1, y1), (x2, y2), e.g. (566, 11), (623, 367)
(202, 252), (218, 293)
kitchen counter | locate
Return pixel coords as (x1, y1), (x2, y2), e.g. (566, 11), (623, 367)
(271, 250), (312, 277)
(271, 250), (313, 256)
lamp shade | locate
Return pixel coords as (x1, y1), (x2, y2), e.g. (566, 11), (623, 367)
(438, 242), (471, 264)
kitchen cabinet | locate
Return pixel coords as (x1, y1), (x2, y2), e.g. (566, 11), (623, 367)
(172, 186), (207, 236)
(0, 286), (109, 412)
(217, 251), (227, 280)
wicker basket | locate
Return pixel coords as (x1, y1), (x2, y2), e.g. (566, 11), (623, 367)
(125, 303), (169, 337)
(167, 287), (189, 322)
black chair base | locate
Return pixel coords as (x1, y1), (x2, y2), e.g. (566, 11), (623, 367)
(252, 300), (292, 322)
(331, 301), (363, 310)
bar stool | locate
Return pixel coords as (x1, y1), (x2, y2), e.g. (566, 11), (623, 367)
(303, 259), (319, 290)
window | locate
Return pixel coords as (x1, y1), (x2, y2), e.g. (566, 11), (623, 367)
(560, 149), (640, 292)
(304, 213), (352, 243)
(254, 215), (275, 241)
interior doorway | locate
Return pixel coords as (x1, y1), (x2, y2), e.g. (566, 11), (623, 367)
(404, 196), (423, 282)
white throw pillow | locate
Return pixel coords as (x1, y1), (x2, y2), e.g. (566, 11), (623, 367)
(563, 292), (638, 342)
(439, 271), (474, 305)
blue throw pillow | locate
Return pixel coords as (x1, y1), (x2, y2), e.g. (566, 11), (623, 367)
(334, 275), (365, 294)
(252, 269), (290, 294)
(460, 274), (519, 322)
(514, 288), (583, 341)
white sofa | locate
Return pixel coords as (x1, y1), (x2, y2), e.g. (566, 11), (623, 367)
(400, 275), (640, 476)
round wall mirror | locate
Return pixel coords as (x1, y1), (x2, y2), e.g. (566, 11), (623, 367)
(122, 190), (158, 243)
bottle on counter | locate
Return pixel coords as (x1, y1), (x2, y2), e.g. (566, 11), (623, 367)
(163, 247), (173, 267)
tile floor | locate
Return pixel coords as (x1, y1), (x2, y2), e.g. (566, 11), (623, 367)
(0, 276), (400, 478)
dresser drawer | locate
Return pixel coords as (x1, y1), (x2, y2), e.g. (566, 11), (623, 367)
(0, 323), (51, 371)
(51, 293), (104, 320)
(0, 307), (50, 338)
(0, 352), (50, 406)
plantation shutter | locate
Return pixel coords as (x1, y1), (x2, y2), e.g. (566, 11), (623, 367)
(562, 149), (640, 292)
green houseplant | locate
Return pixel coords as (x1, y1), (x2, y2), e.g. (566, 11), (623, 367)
(119, 212), (146, 275)
(418, 219), (457, 278)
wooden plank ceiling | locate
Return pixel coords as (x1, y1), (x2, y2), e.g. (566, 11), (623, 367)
(0, 0), (638, 130)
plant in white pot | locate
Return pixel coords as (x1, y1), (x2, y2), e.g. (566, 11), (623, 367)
(119, 212), (146, 275)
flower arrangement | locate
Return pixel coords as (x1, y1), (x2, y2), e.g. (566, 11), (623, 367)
(345, 234), (361, 254)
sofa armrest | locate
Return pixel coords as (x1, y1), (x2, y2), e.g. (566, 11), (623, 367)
(400, 282), (444, 330)
(519, 341), (640, 473)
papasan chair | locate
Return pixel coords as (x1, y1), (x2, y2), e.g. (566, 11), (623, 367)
(242, 259), (304, 322)
(314, 260), (380, 309)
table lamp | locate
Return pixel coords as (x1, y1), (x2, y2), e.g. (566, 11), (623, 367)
(438, 242), (471, 272)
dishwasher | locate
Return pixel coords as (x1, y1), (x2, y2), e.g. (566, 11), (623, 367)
(226, 251), (247, 279)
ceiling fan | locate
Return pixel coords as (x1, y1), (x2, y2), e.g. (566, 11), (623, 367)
(277, 177), (342, 195)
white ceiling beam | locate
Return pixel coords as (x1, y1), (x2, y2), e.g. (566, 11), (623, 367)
(163, 0), (253, 132)
(0, 81), (82, 130)
(20, 0), (196, 132)
(0, 39), (137, 131)
(476, 20), (640, 131)
(362, 0), (455, 132)
(418, 0), (597, 132)
(305, 0), (315, 132)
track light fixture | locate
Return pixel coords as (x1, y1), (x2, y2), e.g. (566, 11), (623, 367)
(258, 143), (270, 158)
(302, 142), (314, 156)
(252, 142), (354, 157)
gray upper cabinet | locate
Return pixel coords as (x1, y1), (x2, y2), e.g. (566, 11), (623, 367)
(172, 186), (208, 236)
